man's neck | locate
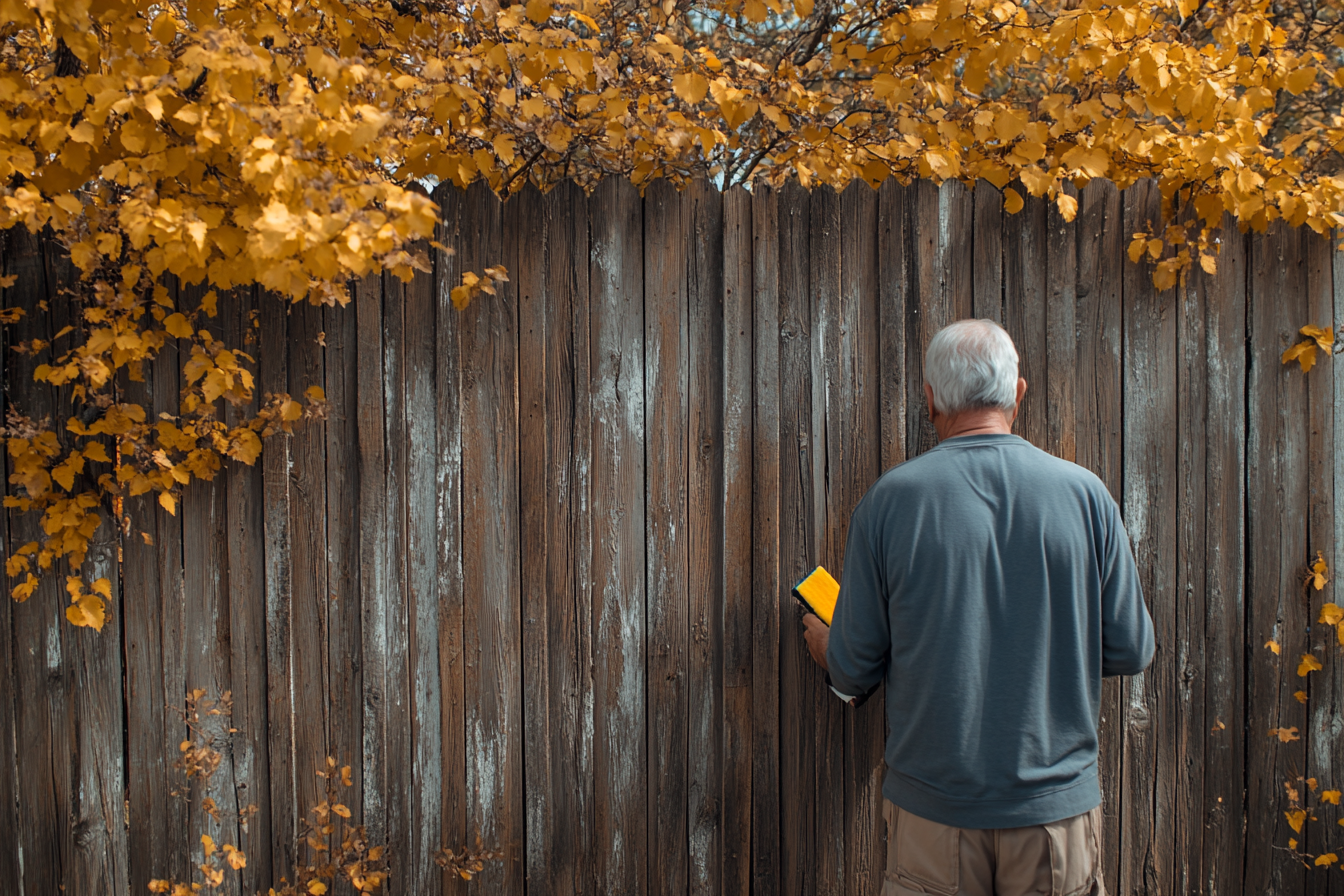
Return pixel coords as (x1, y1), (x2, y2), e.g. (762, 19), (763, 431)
(937, 410), (1014, 440)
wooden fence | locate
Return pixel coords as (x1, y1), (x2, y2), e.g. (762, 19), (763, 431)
(0, 177), (1342, 896)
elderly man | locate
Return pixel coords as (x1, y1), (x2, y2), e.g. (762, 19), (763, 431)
(803, 319), (1154, 896)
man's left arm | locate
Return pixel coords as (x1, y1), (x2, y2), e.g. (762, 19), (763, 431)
(824, 512), (892, 697)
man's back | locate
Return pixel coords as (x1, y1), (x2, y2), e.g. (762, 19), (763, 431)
(826, 432), (1155, 830)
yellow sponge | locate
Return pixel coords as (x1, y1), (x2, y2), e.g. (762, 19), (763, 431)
(792, 566), (840, 626)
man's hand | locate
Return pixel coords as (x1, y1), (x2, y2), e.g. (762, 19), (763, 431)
(802, 613), (830, 671)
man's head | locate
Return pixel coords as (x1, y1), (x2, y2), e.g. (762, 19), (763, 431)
(922, 319), (1027, 439)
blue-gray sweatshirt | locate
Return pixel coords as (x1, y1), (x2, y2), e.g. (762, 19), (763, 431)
(825, 433), (1155, 829)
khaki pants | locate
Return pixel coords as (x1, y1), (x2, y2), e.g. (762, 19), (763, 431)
(881, 800), (1105, 896)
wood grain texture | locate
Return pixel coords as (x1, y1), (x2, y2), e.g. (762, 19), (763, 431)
(807, 183), (845, 896)
(1121, 179), (1179, 896)
(435, 185), (468, 895)
(588, 176), (648, 896)
(835, 182), (885, 896)
(324, 277), (364, 882)
(403, 222), (442, 896)
(224, 287), (271, 894)
(721, 185), (754, 896)
(260, 285), (297, 878)
(972, 182), (1004, 324)
(877, 179), (909, 471)
(1004, 189), (1048, 450)
(644, 178), (691, 896)
(0, 246), (16, 892)
(686, 180), (725, 896)
(1245, 220), (1311, 896)
(180, 285), (241, 896)
(459, 182), (523, 895)
(1074, 180), (1126, 896)
(1196, 219), (1247, 896)
(1304, 227), (1338, 891)
(750, 182), (783, 896)
(121, 274), (190, 893)
(355, 269), (389, 861)
(289, 296), (333, 859)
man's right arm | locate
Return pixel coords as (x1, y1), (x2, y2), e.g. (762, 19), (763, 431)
(1100, 499), (1156, 677)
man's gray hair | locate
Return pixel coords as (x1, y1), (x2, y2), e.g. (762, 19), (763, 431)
(924, 319), (1020, 416)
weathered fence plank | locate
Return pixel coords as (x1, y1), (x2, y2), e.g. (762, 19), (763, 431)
(721, 185), (754, 896)
(588, 176), (648, 896)
(749, 182), (783, 896)
(1199, 218), (1248, 896)
(1247, 220), (1314, 896)
(835, 182), (884, 896)
(687, 179), (725, 896)
(1, 179), (1341, 896)
(1075, 180), (1127, 896)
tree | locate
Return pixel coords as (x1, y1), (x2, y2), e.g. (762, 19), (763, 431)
(0, 0), (1341, 623)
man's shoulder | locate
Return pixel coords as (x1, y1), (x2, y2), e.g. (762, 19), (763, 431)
(865, 438), (1112, 501)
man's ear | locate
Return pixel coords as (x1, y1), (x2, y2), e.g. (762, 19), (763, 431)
(1016, 378), (1027, 405)
(923, 382), (937, 420)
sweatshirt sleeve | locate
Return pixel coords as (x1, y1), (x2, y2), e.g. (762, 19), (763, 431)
(826, 506), (891, 696)
(1100, 498), (1156, 678)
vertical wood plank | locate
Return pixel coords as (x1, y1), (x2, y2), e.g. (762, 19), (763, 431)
(524, 180), (595, 894)
(907, 179), (941, 457)
(325, 281), (363, 871)
(290, 297), (332, 857)
(721, 185), (754, 896)
(1245, 220), (1311, 896)
(224, 287), (271, 894)
(941, 179), (975, 322)
(836, 182), (885, 896)
(972, 183), (1004, 325)
(644, 179), (690, 896)
(1120, 179), (1179, 896)
(181, 287), (241, 896)
(122, 274), (189, 892)
(5, 225), (67, 896)
(1305, 228), (1339, 888)
(1175, 229), (1210, 896)
(588, 176), (648, 896)
(1047, 186), (1077, 463)
(518, 184), (554, 896)
(777, 178), (818, 896)
(809, 183), (845, 896)
(1197, 220), (1247, 896)
(355, 271), (389, 860)
(380, 266), (413, 894)
(261, 289), (297, 877)
(687, 180), (725, 896)
(1003, 189), (1048, 450)
(404, 232), (442, 896)
(433, 186), (467, 892)
(0, 242), (16, 892)
(1075, 180), (1125, 896)
(878, 180), (909, 471)
(750, 183), (782, 896)
(459, 182), (523, 895)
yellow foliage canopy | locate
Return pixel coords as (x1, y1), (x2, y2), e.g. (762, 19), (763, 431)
(0, 0), (1342, 619)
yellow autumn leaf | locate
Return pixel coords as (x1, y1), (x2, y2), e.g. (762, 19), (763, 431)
(1320, 603), (1342, 625)
(1317, 852), (1338, 867)
(672, 72), (710, 105)
(1295, 690), (1308, 704)
(1323, 790), (1342, 805)
(1003, 187), (1024, 214)
(1282, 340), (1318, 372)
(1272, 726), (1301, 742)
(1266, 639), (1281, 655)
(65, 592), (106, 631)
(1299, 653), (1323, 676)
(308, 882), (328, 895)
(1287, 808), (1307, 832)
(159, 493), (177, 516)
